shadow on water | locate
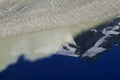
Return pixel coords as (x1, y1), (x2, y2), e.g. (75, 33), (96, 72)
(0, 46), (120, 80)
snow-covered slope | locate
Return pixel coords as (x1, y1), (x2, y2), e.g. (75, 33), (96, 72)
(0, 0), (120, 38)
(0, 0), (120, 72)
(59, 16), (120, 59)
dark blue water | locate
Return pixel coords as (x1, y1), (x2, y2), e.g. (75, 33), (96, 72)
(0, 45), (120, 80)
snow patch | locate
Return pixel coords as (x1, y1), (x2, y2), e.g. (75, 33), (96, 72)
(91, 29), (97, 32)
(82, 22), (120, 57)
